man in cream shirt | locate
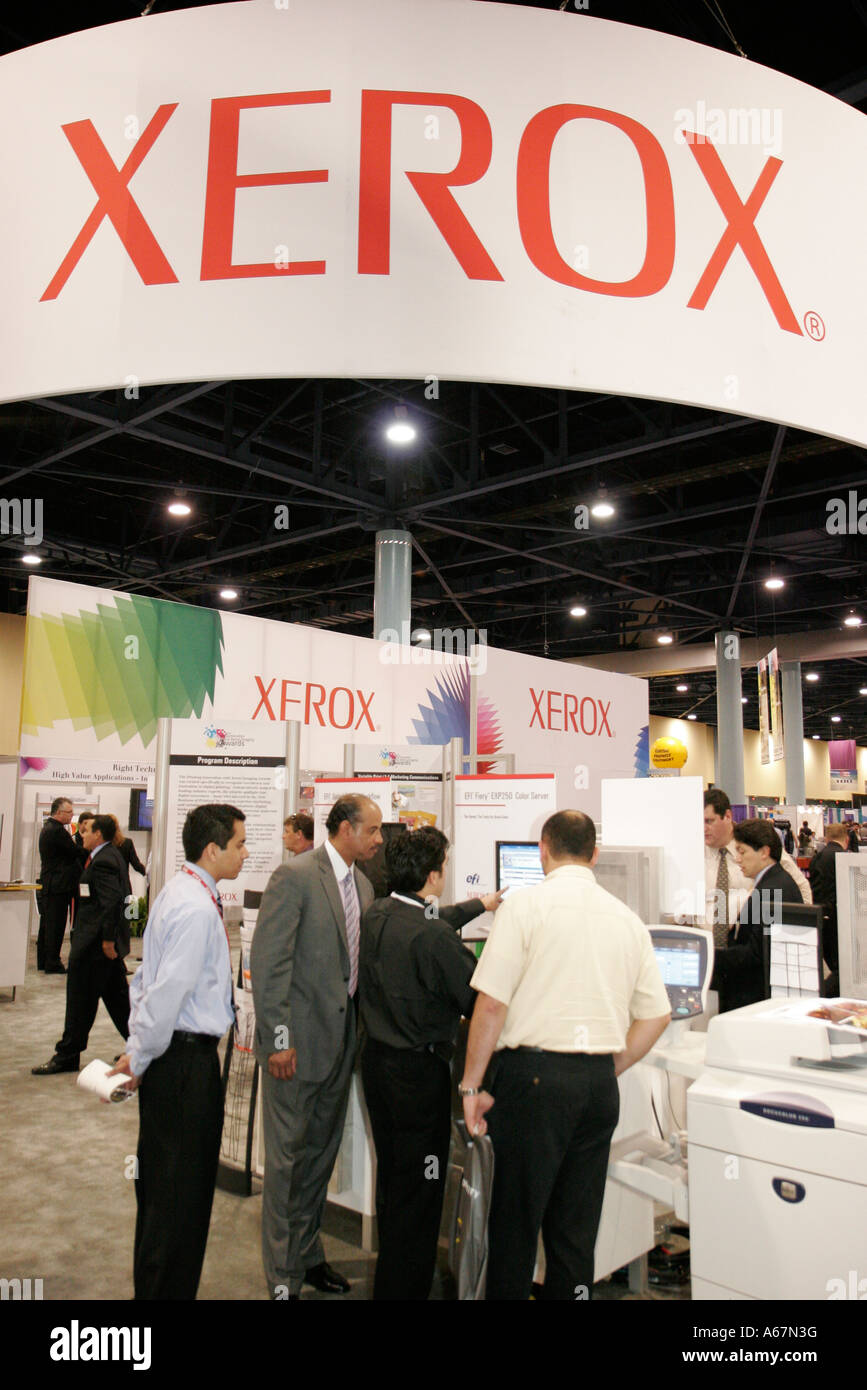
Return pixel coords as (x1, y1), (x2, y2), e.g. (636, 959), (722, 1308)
(460, 810), (670, 1301)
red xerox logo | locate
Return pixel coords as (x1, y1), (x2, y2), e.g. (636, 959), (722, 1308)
(530, 688), (613, 737)
(252, 676), (375, 731)
(40, 91), (803, 334)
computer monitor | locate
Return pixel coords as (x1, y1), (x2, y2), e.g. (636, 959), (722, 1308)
(495, 840), (545, 894)
(128, 787), (154, 832)
(649, 926), (713, 1020)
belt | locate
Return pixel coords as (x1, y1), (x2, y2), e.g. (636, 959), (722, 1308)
(171, 1029), (221, 1047)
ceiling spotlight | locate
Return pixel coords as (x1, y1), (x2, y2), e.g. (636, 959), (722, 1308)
(860, 687), (867, 697)
(590, 485), (615, 520)
(412, 628), (431, 643)
(569, 605), (587, 618)
(676, 683), (688, 692)
(686, 713), (697, 721)
(741, 697), (748, 704)
(805, 672), (819, 682)
(168, 499), (191, 517)
(657, 633), (673, 645)
(385, 405), (416, 445)
(831, 715), (842, 723)
(21, 552), (42, 565)
(844, 613), (862, 627)
(219, 588), (238, 601)
(764, 576), (785, 591)
(812, 734), (820, 740)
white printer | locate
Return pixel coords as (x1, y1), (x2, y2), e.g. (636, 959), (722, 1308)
(688, 997), (867, 1300)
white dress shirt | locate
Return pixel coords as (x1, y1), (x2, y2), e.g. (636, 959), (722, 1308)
(126, 863), (234, 1076)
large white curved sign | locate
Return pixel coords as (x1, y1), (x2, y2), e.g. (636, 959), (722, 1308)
(1, 0), (865, 444)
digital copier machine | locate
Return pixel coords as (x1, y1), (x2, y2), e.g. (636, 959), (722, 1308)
(688, 998), (867, 1300)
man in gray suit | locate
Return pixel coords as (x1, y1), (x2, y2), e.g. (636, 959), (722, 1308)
(252, 793), (382, 1298)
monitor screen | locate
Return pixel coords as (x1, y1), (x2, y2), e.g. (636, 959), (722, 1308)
(496, 841), (544, 893)
(654, 942), (702, 988)
(128, 787), (154, 832)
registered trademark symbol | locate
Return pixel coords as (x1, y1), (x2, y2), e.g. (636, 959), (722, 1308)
(803, 310), (825, 341)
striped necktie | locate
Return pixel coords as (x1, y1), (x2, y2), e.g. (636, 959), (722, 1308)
(341, 871), (361, 997)
(714, 848), (730, 951)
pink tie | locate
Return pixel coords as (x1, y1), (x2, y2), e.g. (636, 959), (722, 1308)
(341, 872), (360, 997)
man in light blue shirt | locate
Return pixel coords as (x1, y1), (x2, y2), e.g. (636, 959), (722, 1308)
(109, 803), (247, 1300)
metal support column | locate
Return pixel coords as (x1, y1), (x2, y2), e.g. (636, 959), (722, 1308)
(373, 529), (412, 642)
(149, 717), (172, 901)
(282, 720), (301, 860)
(781, 661), (806, 806)
(715, 631), (745, 805)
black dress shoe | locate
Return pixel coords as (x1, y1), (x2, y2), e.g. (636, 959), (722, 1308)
(44, 964), (67, 974)
(304, 1262), (350, 1294)
(32, 1057), (79, 1075)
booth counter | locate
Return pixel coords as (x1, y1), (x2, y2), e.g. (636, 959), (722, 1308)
(0, 884), (39, 999)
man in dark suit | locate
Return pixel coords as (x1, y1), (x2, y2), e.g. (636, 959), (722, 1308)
(359, 826), (502, 1301)
(252, 794), (382, 1299)
(809, 822), (850, 992)
(37, 796), (80, 973)
(710, 818), (802, 1013)
(32, 813), (131, 1074)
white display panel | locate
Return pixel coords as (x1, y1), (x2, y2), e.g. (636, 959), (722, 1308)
(164, 717), (287, 908)
(601, 776), (704, 918)
(450, 774), (557, 935)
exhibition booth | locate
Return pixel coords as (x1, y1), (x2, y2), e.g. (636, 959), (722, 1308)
(1, 0), (867, 1309)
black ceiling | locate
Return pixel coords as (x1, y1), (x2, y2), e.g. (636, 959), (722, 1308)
(2, 0), (866, 741)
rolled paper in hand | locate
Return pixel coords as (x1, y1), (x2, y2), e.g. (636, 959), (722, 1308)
(76, 1059), (136, 1103)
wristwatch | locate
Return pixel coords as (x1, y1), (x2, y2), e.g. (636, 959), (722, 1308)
(458, 1084), (481, 1096)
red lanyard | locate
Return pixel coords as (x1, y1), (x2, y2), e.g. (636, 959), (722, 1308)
(182, 866), (231, 955)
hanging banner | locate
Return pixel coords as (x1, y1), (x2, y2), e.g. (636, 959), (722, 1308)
(757, 657), (771, 765)
(0, 0), (865, 445)
(768, 647), (784, 762)
(829, 739), (857, 794)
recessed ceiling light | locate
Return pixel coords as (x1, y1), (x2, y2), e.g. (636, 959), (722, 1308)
(805, 672), (819, 682)
(21, 552), (42, 565)
(569, 605), (587, 618)
(385, 405), (416, 444)
(844, 614), (862, 627)
(831, 715), (842, 723)
(657, 634), (673, 645)
(168, 500), (191, 517)
(676, 683), (688, 692)
(686, 713), (697, 721)
(764, 577), (785, 591)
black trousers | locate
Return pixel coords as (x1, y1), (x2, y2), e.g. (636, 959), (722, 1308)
(37, 891), (73, 970)
(134, 1034), (224, 1300)
(486, 1049), (619, 1301)
(54, 949), (130, 1064)
(361, 1039), (452, 1301)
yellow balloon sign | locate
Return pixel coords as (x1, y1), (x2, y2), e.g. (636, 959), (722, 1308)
(650, 736), (688, 769)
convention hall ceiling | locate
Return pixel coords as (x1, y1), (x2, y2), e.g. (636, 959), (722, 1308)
(1, 0), (866, 740)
